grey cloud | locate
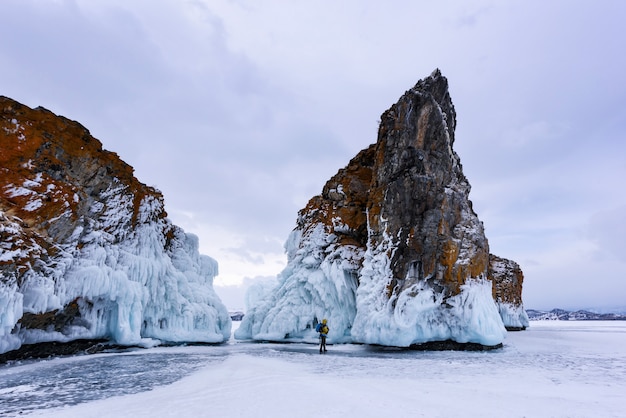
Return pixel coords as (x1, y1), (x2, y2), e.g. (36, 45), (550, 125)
(587, 206), (626, 262)
(2, 0), (626, 310)
(223, 247), (264, 265)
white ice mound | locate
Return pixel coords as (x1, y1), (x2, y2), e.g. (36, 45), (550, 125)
(1, 192), (231, 354)
(0, 280), (22, 354)
(235, 225), (360, 343)
(497, 302), (530, 330)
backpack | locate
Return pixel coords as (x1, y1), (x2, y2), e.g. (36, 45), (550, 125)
(316, 323), (329, 335)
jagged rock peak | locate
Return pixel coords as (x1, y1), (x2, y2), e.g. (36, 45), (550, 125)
(0, 96), (231, 356)
(404, 68), (457, 144)
(236, 70), (527, 347)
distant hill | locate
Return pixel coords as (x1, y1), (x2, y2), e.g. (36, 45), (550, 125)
(527, 309), (626, 321)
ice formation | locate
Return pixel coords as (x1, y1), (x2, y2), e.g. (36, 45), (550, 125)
(0, 97), (231, 354)
(237, 221), (507, 347)
(348, 226), (506, 347)
(0, 187), (231, 355)
(235, 225), (361, 343)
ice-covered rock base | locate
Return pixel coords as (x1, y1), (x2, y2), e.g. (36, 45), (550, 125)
(0, 96), (231, 355)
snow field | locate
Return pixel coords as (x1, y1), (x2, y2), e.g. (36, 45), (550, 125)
(10, 321), (626, 418)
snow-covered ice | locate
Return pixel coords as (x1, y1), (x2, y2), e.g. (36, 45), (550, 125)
(1, 321), (625, 418)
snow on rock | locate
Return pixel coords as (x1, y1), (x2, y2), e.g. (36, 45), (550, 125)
(237, 70), (523, 348)
(0, 96), (230, 354)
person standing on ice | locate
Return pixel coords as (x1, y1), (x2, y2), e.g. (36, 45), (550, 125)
(316, 319), (329, 353)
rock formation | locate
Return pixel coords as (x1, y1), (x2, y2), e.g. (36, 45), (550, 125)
(488, 255), (528, 329)
(236, 70), (528, 347)
(0, 96), (231, 355)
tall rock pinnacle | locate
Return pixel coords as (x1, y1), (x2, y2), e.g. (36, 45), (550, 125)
(236, 70), (528, 347)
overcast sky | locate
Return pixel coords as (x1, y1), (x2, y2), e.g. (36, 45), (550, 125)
(1, 0), (625, 311)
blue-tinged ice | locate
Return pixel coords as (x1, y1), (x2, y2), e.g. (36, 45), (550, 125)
(237, 222), (507, 347)
(350, 230), (506, 347)
(498, 302), (530, 329)
(235, 224), (360, 343)
(0, 189), (231, 354)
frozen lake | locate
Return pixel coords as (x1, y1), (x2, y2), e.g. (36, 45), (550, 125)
(1, 321), (625, 417)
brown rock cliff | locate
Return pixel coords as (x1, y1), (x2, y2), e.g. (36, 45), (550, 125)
(0, 96), (230, 355)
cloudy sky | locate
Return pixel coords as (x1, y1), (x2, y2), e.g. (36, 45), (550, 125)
(1, 0), (624, 311)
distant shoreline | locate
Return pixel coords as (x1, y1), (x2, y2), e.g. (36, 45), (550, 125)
(527, 308), (626, 321)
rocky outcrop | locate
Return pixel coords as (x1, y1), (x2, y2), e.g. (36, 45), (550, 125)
(236, 70), (526, 347)
(0, 96), (231, 355)
(488, 255), (529, 330)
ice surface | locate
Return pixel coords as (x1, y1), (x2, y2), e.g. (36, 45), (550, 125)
(0, 350), (222, 416)
(0, 189), (231, 354)
(3, 321), (625, 418)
